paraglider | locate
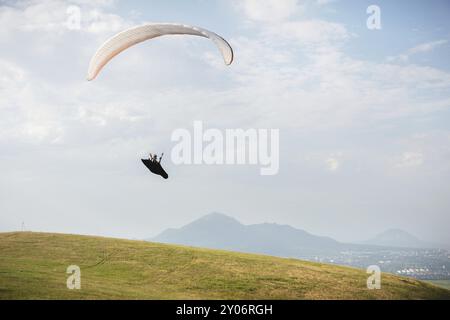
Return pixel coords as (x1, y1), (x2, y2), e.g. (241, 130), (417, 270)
(87, 23), (233, 81)
(87, 23), (234, 179)
(142, 153), (168, 179)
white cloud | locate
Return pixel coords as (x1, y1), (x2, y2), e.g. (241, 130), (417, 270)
(266, 19), (350, 46)
(409, 39), (448, 55)
(0, 0), (129, 36)
(388, 39), (448, 63)
(226, 29), (450, 132)
(316, 0), (337, 5)
(235, 0), (350, 48)
(236, 0), (302, 22)
(0, 1), (133, 146)
(396, 152), (424, 168)
(0, 58), (65, 144)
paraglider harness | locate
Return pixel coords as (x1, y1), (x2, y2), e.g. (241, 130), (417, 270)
(141, 153), (168, 179)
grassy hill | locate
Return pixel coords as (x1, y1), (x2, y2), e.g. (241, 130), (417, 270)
(0, 232), (448, 300)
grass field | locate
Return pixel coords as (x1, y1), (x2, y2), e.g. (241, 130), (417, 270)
(0, 232), (449, 300)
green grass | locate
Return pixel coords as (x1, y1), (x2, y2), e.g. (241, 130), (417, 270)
(0, 232), (449, 300)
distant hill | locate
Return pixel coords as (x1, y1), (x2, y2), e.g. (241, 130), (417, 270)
(364, 229), (433, 249)
(0, 232), (448, 300)
(152, 212), (348, 258)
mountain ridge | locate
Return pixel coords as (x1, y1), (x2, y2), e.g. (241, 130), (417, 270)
(152, 212), (352, 258)
(151, 213), (445, 262)
(363, 228), (433, 249)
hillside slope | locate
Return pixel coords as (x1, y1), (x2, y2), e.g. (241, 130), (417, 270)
(0, 232), (448, 300)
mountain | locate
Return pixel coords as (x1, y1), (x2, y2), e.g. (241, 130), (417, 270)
(152, 212), (345, 258)
(364, 229), (433, 249)
(1, 232), (448, 299)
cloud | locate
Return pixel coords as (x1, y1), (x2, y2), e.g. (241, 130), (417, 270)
(395, 152), (424, 168)
(0, 0), (134, 146)
(316, 0), (337, 5)
(409, 40), (448, 55)
(227, 31), (450, 132)
(235, 0), (350, 48)
(0, 58), (64, 144)
(266, 19), (350, 46)
(388, 40), (448, 63)
(0, 0), (129, 36)
(236, 0), (302, 22)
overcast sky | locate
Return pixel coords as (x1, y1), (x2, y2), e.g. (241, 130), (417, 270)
(1, 0), (449, 245)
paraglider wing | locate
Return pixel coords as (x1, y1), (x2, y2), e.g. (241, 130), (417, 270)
(141, 159), (169, 179)
(87, 23), (234, 81)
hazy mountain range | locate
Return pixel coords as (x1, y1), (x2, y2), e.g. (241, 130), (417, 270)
(362, 228), (434, 249)
(152, 212), (344, 257)
(150, 212), (437, 257)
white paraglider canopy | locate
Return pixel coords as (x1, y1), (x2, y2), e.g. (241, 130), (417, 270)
(87, 23), (234, 81)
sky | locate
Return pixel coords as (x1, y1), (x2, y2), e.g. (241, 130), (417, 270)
(0, 0), (449, 245)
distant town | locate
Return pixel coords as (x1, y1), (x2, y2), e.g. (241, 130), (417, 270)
(304, 248), (450, 280)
